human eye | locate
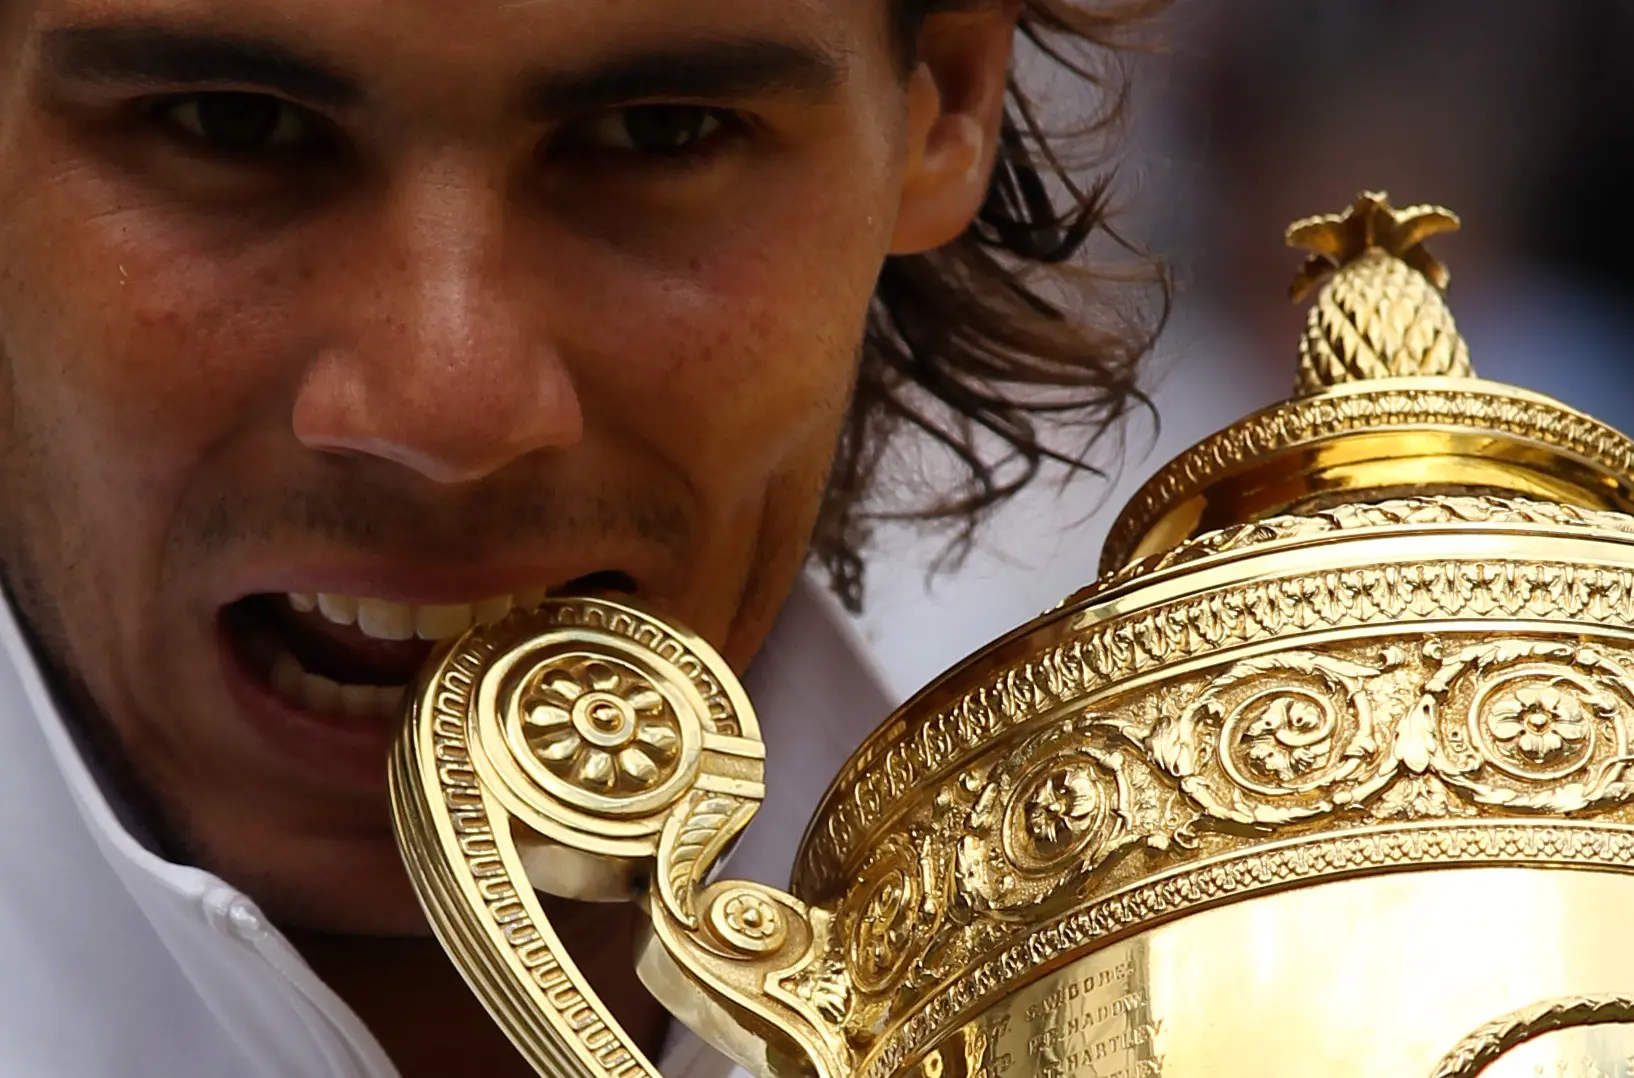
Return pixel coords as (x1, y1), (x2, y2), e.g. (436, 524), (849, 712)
(147, 92), (329, 159)
(548, 104), (742, 160)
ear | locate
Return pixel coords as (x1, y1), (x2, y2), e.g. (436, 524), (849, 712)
(889, 6), (1019, 256)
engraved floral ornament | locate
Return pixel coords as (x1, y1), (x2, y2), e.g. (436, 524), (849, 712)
(856, 874), (912, 975)
(1025, 768), (1101, 846)
(523, 658), (681, 793)
(721, 891), (780, 944)
(709, 888), (787, 954)
(1243, 695), (1334, 782)
(1484, 683), (1589, 767)
(848, 842), (927, 992)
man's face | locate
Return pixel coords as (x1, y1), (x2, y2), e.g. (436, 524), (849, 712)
(0, 0), (1004, 931)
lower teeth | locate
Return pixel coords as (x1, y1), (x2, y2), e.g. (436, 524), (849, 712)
(269, 652), (406, 720)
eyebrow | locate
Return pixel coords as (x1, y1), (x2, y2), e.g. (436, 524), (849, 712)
(38, 22), (848, 118)
(39, 23), (361, 107)
(522, 37), (849, 118)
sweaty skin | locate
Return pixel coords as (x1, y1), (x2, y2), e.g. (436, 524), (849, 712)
(0, 0), (1015, 1072)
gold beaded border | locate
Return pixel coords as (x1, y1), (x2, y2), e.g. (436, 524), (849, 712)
(1099, 382), (1634, 574)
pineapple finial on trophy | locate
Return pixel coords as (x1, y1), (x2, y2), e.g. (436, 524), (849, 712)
(1286, 190), (1473, 393)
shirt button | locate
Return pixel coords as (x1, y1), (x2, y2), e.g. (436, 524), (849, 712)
(203, 886), (268, 943)
(228, 897), (267, 942)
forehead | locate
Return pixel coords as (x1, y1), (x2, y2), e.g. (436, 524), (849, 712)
(15, 0), (879, 73)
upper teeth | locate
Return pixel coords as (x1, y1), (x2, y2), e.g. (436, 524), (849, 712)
(286, 589), (551, 640)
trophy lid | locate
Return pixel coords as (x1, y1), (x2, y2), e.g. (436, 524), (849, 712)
(1098, 192), (1634, 574)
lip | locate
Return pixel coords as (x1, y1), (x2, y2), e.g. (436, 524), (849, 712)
(209, 550), (660, 787)
(213, 553), (651, 608)
(216, 617), (419, 791)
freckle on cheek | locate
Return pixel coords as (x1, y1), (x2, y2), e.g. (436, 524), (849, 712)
(747, 309), (776, 351)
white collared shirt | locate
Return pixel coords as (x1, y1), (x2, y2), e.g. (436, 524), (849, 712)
(0, 577), (893, 1077)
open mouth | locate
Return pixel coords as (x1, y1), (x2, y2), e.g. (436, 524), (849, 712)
(221, 570), (637, 724)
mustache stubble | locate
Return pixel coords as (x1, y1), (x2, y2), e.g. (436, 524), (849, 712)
(168, 462), (697, 573)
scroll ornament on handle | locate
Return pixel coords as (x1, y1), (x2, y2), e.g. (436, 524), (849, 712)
(389, 594), (854, 1078)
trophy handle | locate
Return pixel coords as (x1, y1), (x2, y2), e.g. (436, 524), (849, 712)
(390, 597), (853, 1078)
(1427, 995), (1634, 1078)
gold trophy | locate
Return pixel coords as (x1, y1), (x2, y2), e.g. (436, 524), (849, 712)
(390, 193), (1634, 1078)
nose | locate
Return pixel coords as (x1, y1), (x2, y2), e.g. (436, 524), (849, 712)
(293, 163), (582, 485)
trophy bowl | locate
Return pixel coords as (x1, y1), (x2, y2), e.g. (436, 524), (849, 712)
(390, 194), (1634, 1078)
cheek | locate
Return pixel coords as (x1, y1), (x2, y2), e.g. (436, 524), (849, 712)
(0, 170), (299, 515)
(569, 172), (893, 501)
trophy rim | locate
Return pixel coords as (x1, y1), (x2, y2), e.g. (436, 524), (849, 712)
(1097, 376), (1634, 575)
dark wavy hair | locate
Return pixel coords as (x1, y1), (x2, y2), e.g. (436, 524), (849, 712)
(812, 0), (1171, 611)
